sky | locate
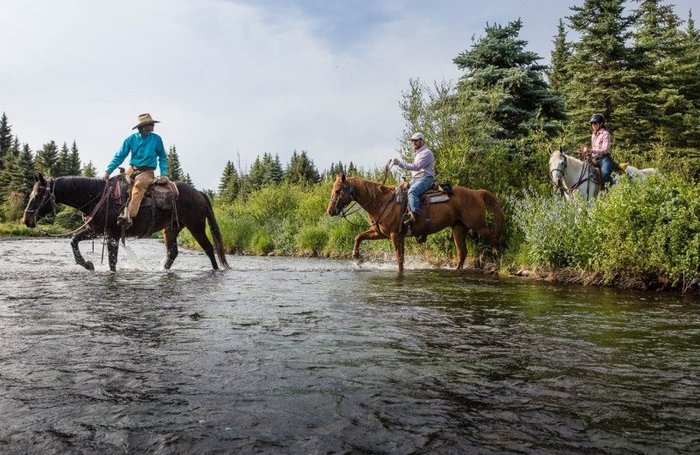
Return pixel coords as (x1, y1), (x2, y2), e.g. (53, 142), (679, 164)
(1, 0), (696, 189)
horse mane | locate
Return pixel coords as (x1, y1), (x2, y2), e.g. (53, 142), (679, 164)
(54, 175), (105, 194)
(347, 176), (393, 200)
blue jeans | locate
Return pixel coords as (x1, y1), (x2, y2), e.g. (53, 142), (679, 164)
(598, 155), (614, 186)
(407, 176), (434, 214)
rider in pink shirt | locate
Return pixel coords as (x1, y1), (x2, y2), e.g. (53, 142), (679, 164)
(587, 113), (614, 187)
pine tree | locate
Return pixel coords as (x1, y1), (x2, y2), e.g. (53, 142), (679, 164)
(548, 19), (572, 92)
(35, 140), (60, 177)
(82, 160), (97, 178)
(166, 145), (185, 181)
(15, 144), (35, 195)
(0, 113), (12, 168)
(57, 142), (70, 176)
(285, 150), (319, 185)
(266, 153), (284, 184)
(632, 0), (688, 147)
(565, 0), (642, 150)
(676, 10), (700, 147)
(218, 160), (240, 202)
(65, 141), (81, 175)
(247, 156), (265, 188)
(453, 19), (566, 140)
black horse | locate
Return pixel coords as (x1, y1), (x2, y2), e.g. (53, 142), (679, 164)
(23, 174), (230, 271)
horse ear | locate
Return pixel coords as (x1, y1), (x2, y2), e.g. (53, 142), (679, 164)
(35, 173), (45, 182)
(341, 174), (346, 182)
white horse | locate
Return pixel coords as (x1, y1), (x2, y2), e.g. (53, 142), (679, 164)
(619, 163), (662, 181)
(549, 148), (599, 201)
(549, 149), (662, 202)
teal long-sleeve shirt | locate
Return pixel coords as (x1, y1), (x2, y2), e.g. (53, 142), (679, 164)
(105, 132), (168, 175)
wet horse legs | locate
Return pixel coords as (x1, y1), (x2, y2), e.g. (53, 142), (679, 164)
(353, 227), (385, 262)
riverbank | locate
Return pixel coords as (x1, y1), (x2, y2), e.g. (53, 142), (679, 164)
(5, 211), (698, 296)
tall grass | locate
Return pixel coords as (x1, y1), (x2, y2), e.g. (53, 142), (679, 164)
(511, 176), (700, 289)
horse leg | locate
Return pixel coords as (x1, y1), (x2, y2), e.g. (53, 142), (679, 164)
(162, 227), (183, 270)
(186, 224), (218, 270)
(452, 224), (468, 270)
(107, 237), (119, 272)
(70, 229), (95, 271)
(390, 233), (405, 273)
(353, 228), (385, 262)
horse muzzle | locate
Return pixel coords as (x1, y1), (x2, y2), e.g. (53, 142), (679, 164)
(23, 212), (37, 228)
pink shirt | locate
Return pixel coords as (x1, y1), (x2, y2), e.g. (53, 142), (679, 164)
(591, 128), (611, 156)
(397, 145), (435, 179)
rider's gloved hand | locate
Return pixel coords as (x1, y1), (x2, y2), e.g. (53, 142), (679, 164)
(390, 158), (400, 166)
(156, 175), (170, 184)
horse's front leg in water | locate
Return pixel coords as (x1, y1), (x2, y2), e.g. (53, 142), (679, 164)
(353, 228), (385, 263)
(70, 229), (95, 271)
(390, 232), (406, 273)
(107, 237), (119, 272)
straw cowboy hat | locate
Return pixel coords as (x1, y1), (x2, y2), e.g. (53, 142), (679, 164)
(132, 113), (160, 129)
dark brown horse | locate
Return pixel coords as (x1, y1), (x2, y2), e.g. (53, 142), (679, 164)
(327, 175), (503, 272)
(23, 174), (230, 271)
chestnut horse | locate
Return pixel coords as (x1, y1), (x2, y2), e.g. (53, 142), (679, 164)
(23, 174), (230, 271)
(327, 175), (503, 272)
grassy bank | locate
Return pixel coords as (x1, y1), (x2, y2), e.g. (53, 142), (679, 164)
(5, 177), (697, 294)
(178, 177), (698, 293)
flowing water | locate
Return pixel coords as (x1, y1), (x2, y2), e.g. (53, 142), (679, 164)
(0, 238), (698, 454)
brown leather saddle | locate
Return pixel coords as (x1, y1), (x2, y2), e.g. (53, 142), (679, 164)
(395, 182), (452, 242)
(111, 174), (179, 211)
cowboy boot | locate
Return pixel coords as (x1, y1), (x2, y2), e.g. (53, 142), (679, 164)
(117, 210), (132, 229)
(403, 211), (417, 226)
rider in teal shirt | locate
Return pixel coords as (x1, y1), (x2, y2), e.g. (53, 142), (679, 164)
(105, 130), (168, 176)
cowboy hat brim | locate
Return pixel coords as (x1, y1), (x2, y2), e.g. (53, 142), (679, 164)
(132, 119), (160, 129)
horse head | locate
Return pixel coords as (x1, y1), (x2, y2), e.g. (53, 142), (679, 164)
(23, 174), (56, 228)
(326, 174), (355, 216)
(549, 148), (567, 193)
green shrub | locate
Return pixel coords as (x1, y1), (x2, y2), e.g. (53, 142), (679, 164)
(250, 229), (275, 255)
(295, 224), (328, 255)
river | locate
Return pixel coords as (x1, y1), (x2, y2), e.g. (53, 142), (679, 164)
(0, 238), (698, 454)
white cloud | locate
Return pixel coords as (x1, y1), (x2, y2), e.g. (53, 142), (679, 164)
(2, 0), (696, 188)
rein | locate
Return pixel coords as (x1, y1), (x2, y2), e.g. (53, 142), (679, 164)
(551, 154), (596, 197)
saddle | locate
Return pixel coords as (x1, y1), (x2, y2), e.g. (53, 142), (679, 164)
(578, 149), (624, 184)
(395, 182), (452, 242)
(111, 173), (179, 211)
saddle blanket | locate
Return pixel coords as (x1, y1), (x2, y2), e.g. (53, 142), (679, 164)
(424, 193), (449, 204)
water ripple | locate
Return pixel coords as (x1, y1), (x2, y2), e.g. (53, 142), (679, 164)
(0, 238), (698, 453)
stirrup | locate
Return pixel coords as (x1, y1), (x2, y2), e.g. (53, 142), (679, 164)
(117, 214), (132, 229)
(403, 212), (416, 226)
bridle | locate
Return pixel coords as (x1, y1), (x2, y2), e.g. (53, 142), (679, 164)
(24, 179), (57, 224)
(551, 153), (596, 198)
(550, 154), (567, 197)
(330, 185), (361, 220)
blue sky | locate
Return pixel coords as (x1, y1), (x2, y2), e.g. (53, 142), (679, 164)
(1, 0), (696, 189)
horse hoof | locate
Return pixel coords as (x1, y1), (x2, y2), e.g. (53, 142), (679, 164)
(85, 261), (95, 271)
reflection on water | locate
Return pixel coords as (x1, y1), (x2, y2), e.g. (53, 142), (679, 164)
(0, 238), (698, 453)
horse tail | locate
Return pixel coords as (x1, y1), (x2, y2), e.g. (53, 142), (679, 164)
(201, 191), (230, 269)
(478, 189), (504, 250)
